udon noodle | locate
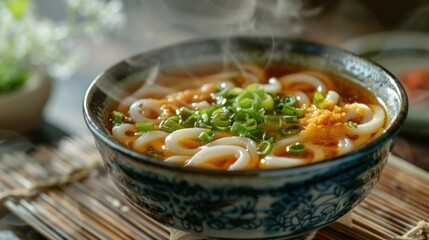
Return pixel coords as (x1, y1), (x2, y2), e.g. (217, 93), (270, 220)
(110, 64), (386, 170)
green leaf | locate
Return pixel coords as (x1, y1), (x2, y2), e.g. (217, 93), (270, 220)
(0, 63), (29, 94)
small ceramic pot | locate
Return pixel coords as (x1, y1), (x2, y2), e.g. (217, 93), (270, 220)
(0, 66), (52, 133)
(84, 37), (408, 239)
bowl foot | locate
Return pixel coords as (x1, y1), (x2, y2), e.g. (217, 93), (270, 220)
(169, 228), (319, 240)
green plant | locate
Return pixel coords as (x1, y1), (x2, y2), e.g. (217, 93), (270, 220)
(0, 0), (124, 94)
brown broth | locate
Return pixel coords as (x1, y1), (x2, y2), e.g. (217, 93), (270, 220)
(110, 62), (385, 170)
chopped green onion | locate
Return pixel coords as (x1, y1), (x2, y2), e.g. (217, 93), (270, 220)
(264, 115), (282, 128)
(212, 114), (232, 131)
(261, 94), (274, 110)
(246, 129), (265, 142)
(230, 122), (248, 136)
(240, 98), (254, 109)
(144, 149), (164, 158)
(282, 105), (304, 117)
(313, 92), (325, 108)
(280, 95), (296, 106)
(236, 90), (260, 111)
(286, 142), (305, 155)
(347, 121), (358, 128)
(135, 120), (154, 132)
(234, 111), (250, 122)
(228, 87), (243, 97)
(245, 83), (260, 91)
(257, 140), (273, 156)
(176, 107), (195, 121)
(161, 116), (184, 133)
(283, 115), (299, 124)
(212, 106), (228, 115)
(281, 125), (301, 136)
(234, 110), (264, 124)
(197, 129), (215, 144)
(244, 118), (258, 131)
(183, 113), (197, 126)
(196, 122), (213, 129)
(245, 84), (266, 99)
(113, 112), (124, 124)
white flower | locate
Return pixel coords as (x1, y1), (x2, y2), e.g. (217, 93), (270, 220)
(0, 0), (125, 81)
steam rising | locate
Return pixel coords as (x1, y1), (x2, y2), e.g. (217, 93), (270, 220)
(95, 1), (429, 174)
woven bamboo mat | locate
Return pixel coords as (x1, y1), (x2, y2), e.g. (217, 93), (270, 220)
(0, 136), (428, 240)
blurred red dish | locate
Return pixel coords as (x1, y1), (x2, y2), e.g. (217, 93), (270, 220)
(401, 68), (429, 105)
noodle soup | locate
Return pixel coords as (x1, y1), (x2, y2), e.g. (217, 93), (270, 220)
(109, 63), (386, 170)
(85, 38), (407, 239)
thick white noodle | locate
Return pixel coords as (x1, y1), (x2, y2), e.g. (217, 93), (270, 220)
(348, 105), (385, 136)
(132, 131), (169, 152)
(325, 90), (340, 104)
(261, 77), (282, 94)
(345, 103), (372, 123)
(206, 137), (259, 168)
(338, 137), (353, 155)
(279, 73), (327, 94)
(294, 90), (310, 105)
(128, 99), (162, 122)
(112, 123), (137, 144)
(164, 155), (190, 164)
(164, 128), (205, 155)
(186, 145), (251, 170)
(307, 144), (325, 162)
(261, 136), (325, 168)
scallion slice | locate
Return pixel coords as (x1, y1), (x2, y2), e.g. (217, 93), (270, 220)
(264, 115), (282, 128)
(282, 105), (304, 117)
(176, 107), (194, 122)
(244, 118), (258, 131)
(228, 87), (243, 97)
(286, 142), (305, 155)
(161, 116), (184, 133)
(280, 95), (296, 106)
(280, 125), (301, 136)
(257, 140), (273, 156)
(135, 120), (154, 132)
(313, 92), (325, 109)
(347, 121), (358, 128)
(230, 122), (248, 136)
(236, 90), (260, 111)
(197, 129), (215, 144)
(283, 115), (299, 124)
(212, 114), (232, 131)
(261, 94), (274, 110)
(113, 112), (124, 124)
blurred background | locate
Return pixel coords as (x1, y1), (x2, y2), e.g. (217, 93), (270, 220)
(37, 0), (429, 132)
(1, 0), (429, 238)
(47, 0), (429, 166)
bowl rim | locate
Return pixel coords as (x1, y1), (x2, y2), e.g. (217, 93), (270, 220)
(83, 36), (408, 177)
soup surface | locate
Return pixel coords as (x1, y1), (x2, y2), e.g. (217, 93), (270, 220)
(109, 63), (386, 170)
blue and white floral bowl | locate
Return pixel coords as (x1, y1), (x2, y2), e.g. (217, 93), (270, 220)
(83, 37), (408, 239)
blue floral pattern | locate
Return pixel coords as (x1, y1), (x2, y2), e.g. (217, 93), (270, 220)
(97, 139), (389, 239)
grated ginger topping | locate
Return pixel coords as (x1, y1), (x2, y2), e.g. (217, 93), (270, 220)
(299, 101), (348, 145)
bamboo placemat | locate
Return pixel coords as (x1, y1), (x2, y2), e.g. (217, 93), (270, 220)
(0, 136), (428, 240)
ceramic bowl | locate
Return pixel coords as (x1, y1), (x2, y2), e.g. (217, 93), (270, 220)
(83, 37), (408, 239)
